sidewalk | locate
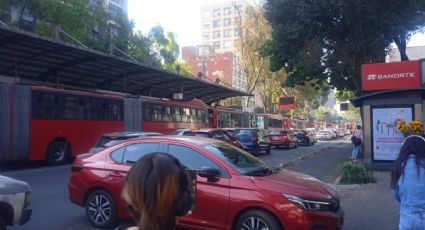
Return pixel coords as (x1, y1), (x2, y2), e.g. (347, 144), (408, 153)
(334, 171), (400, 230)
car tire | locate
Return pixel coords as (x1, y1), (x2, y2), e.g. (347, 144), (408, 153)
(294, 142), (298, 148)
(266, 146), (271, 154)
(0, 215), (6, 230)
(47, 140), (70, 165)
(235, 209), (281, 230)
(85, 190), (117, 229)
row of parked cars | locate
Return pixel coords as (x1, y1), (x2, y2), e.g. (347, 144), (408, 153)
(316, 128), (349, 141)
(68, 128), (344, 230)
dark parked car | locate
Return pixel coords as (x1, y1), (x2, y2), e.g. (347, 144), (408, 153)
(234, 128), (271, 155)
(222, 128), (235, 137)
(294, 130), (315, 146)
(89, 131), (162, 153)
(267, 130), (298, 149)
(170, 128), (195, 136)
(192, 129), (243, 148)
(68, 136), (344, 230)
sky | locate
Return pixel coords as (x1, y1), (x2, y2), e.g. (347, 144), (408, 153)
(127, 0), (425, 48)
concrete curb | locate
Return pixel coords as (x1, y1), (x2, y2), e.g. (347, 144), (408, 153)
(277, 145), (334, 169)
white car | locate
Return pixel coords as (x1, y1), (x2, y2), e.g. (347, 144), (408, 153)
(316, 130), (332, 140)
(0, 175), (32, 229)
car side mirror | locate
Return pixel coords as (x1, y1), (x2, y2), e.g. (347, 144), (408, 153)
(198, 166), (220, 182)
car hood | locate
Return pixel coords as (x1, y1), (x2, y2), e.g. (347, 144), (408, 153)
(250, 169), (336, 200)
(0, 175), (31, 194)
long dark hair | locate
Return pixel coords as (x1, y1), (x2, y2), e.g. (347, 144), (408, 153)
(122, 152), (183, 230)
(391, 135), (425, 188)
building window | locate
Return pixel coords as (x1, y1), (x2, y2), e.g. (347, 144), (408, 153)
(213, 8), (221, 17)
(202, 21), (210, 29)
(224, 18), (231, 26)
(110, 0), (122, 5)
(224, 29), (231, 38)
(203, 10), (211, 18)
(213, 41), (221, 50)
(202, 32), (210, 40)
(224, 7), (232, 15)
(234, 28), (241, 37)
(213, 20), (220, 28)
(234, 5), (243, 14)
(109, 3), (122, 19)
(213, 31), (221, 39)
(223, 40), (232, 48)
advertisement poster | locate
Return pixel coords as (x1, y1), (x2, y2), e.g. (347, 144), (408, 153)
(372, 107), (412, 161)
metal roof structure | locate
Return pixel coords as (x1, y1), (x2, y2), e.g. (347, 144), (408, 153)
(0, 25), (250, 104)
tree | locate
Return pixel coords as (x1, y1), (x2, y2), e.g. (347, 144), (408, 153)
(264, 0), (425, 95)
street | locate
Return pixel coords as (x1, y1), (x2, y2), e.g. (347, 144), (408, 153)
(4, 139), (350, 230)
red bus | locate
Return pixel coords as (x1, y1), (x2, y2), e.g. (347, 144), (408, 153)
(141, 96), (209, 134)
(209, 107), (256, 128)
(0, 83), (208, 165)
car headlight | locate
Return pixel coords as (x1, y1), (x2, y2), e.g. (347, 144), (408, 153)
(283, 194), (337, 212)
(25, 191), (32, 206)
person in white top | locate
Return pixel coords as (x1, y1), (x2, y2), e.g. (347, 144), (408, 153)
(351, 125), (363, 161)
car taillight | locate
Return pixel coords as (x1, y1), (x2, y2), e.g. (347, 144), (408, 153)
(71, 165), (83, 173)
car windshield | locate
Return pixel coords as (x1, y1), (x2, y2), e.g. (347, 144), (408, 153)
(195, 132), (210, 138)
(95, 136), (131, 147)
(203, 143), (279, 176)
(269, 130), (287, 135)
(234, 129), (256, 136)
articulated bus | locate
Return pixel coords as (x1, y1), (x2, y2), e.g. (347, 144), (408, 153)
(209, 107), (256, 128)
(0, 83), (208, 165)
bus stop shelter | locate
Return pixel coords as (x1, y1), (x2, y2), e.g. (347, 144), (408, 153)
(352, 59), (425, 169)
(0, 24), (250, 104)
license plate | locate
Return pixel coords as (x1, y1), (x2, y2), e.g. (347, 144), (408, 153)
(297, 140), (302, 142)
(272, 136), (280, 140)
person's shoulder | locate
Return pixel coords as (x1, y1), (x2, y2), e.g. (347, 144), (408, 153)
(114, 225), (138, 230)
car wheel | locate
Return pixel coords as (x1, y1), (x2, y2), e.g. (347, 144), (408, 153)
(47, 140), (70, 165)
(294, 142), (298, 148)
(266, 146), (271, 154)
(235, 209), (281, 230)
(85, 190), (117, 229)
(0, 215), (6, 230)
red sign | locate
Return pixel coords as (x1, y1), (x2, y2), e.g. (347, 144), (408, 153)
(279, 97), (295, 110)
(362, 60), (421, 91)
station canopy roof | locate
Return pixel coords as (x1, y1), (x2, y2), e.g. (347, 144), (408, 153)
(0, 25), (250, 104)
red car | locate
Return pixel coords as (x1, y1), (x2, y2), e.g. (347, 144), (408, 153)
(267, 129), (298, 149)
(68, 136), (343, 230)
(192, 128), (243, 149)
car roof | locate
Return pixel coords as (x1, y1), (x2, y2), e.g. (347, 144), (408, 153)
(128, 135), (221, 146)
(102, 131), (162, 137)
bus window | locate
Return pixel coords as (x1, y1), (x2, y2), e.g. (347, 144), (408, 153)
(163, 106), (171, 121)
(145, 104), (153, 121)
(191, 109), (197, 123)
(172, 107), (182, 122)
(182, 108), (190, 122)
(152, 104), (162, 121)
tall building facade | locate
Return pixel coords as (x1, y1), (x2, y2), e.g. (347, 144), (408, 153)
(105, 0), (128, 16)
(200, 0), (249, 54)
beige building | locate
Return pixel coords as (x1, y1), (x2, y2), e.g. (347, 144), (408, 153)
(387, 46), (425, 62)
(200, 0), (250, 54)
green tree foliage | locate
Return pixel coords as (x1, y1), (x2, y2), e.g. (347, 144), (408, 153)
(264, 0), (425, 95)
(0, 1), (192, 77)
(334, 89), (355, 103)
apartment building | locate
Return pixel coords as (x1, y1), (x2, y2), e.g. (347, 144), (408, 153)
(386, 46), (425, 62)
(200, 0), (249, 53)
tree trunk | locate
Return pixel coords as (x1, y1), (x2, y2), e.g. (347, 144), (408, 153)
(393, 33), (409, 61)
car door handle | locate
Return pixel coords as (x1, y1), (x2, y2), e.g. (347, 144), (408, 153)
(110, 171), (126, 177)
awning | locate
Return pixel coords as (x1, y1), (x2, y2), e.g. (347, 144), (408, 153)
(0, 25), (251, 104)
(350, 88), (425, 107)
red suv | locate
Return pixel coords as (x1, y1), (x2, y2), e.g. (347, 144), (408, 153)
(68, 136), (343, 230)
(267, 130), (298, 149)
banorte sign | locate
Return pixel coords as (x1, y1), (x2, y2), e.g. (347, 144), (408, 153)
(361, 60), (421, 91)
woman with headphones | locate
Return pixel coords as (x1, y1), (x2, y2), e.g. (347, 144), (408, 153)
(391, 135), (425, 230)
(118, 152), (194, 230)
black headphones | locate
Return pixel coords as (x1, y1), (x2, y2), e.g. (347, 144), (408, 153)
(172, 155), (194, 216)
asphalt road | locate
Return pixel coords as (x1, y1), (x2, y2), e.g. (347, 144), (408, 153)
(4, 139), (351, 230)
